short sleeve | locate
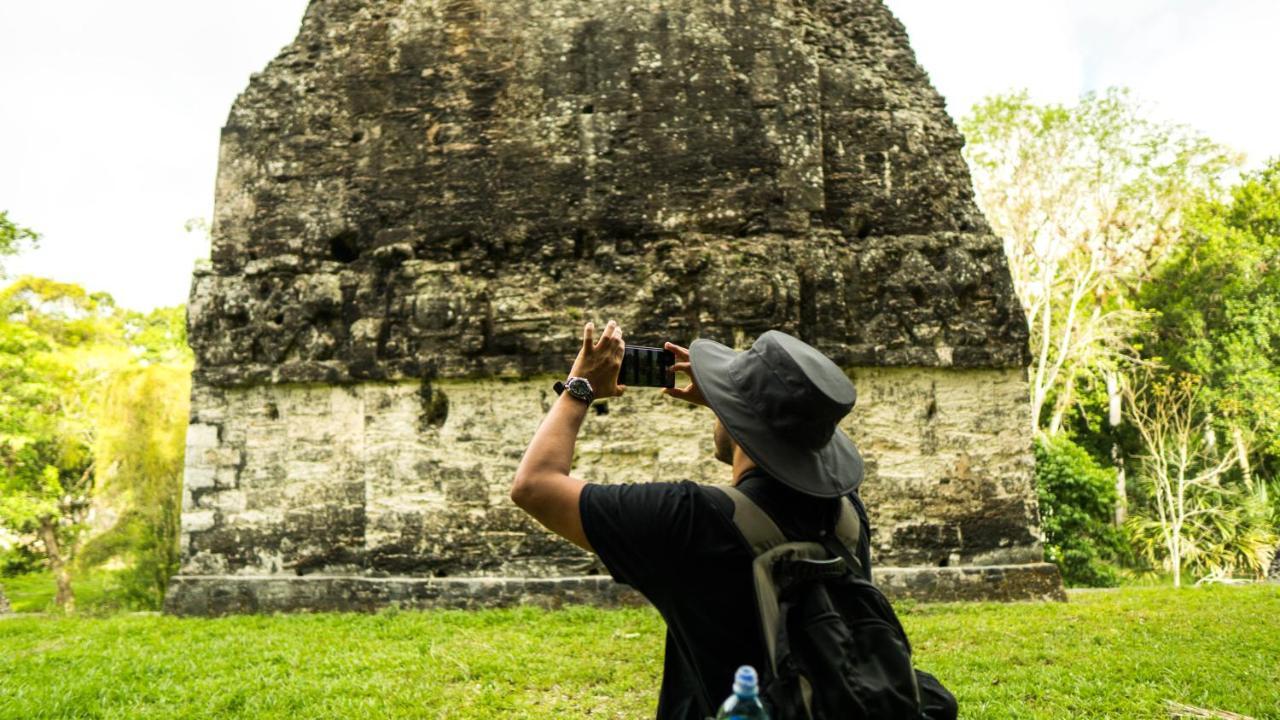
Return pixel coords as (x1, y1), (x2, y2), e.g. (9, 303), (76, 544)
(579, 480), (708, 592)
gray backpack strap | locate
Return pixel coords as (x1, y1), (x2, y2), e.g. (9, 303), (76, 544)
(834, 498), (861, 562)
(717, 485), (788, 682)
(718, 485), (787, 556)
(721, 486), (862, 565)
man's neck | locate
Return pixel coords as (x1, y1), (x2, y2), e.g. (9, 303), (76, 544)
(731, 450), (758, 486)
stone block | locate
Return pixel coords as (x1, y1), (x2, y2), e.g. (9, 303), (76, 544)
(186, 423), (219, 453)
(183, 511), (217, 533)
(184, 465), (216, 491)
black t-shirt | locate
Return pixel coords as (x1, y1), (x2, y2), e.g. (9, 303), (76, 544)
(579, 469), (864, 719)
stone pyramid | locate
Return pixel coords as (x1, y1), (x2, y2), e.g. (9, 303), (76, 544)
(168, 0), (1062, 614)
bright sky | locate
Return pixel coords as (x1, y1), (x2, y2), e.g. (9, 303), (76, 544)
(1, 1), (1276, 311)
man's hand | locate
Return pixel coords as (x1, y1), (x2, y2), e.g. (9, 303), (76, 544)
(662, 342), (709, 407)
(569, 320), (627, 399)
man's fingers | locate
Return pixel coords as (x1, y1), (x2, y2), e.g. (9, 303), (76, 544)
(609, 323), (624, 351)
(616, 384), (627, 396)
(672, 361), (693, 376)
(595, 320), (617, 350)
(664, 342), (690, 362)
(583, 322), (595, 351)
(664, 384), (694, 401)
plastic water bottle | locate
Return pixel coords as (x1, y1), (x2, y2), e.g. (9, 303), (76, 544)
(714, 665), (770, 719)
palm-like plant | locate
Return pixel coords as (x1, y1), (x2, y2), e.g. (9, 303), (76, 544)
(1124, 371), (1278, 585)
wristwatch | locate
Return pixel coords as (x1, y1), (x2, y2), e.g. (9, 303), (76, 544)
(554, 376), (595, 405)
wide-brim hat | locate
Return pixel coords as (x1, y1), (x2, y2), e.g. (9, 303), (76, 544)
(691, 330), (864, 498)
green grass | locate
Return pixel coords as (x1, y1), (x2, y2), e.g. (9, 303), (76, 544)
(1, 585), (1277, 719)
(1, 570), (124, 614)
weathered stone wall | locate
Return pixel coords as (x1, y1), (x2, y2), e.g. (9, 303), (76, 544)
(170, 0), (1061, 612)
(166, 564), (1066, 616)
(187, 0), (1028, 388)
(175, 369), (1047, 600)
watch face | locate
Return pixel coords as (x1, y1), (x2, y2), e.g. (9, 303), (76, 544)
(566, 378), (593, 401)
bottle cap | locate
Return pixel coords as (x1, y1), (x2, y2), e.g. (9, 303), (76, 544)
(733, 665), (758, 698)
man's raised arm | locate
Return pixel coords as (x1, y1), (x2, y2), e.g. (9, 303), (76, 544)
(510, 320), (627, 551)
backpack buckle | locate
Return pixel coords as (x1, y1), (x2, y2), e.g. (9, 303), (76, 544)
(776, 556), (847, 587)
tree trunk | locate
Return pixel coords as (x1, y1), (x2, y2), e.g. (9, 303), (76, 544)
(38, 519), (74, 613)
(1106, 371), (1122, 428)
(1106, 373), (1126, 526)
(1047, 379), (1074, 436)
(1112, 453), (1127, 527)
(1231, 425), (1252, 490)
(1173, 455), (1187, 589)
(1171, 522), (1182, 589)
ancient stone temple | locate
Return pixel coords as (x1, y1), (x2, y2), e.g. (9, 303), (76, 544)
(166, 0), (1064, 615)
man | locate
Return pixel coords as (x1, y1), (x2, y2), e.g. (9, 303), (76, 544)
(511, 320), (872, 719)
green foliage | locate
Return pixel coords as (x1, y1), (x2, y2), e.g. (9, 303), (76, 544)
(1133, 160), (1280, 581)
(1127, 479), (1277, 582)
(0, 280), (118, 581)
(80, 362), (190, 608)
(1033, 435), (1126, 586)
(0, 211), (38, 275)
(0, 587), (1277, 718)
(0, 543), (42, 577)
(0, 273), (192, 610)
(964, 91), (1278, 586)
(963, 90), (1236, 218)
(123, 305), (189, 365)
(1143, 159), (1280, 461)
(961, 89), (1238, 434)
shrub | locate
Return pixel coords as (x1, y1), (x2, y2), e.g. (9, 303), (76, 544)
(1034, 435), (1127, 586)
(0, 543), (42, 577)
(1127, 479), (1278, 582)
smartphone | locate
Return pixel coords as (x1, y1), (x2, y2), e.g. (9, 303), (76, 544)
(618, 345), (676, 388)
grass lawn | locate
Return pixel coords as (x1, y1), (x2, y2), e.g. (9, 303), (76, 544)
(1, 571), (121, 614)
(1, 583), (1277, 719)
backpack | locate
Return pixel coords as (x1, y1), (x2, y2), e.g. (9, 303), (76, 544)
(716, 486), (958, 720)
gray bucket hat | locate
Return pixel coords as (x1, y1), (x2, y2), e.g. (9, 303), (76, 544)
(691, 330), (864, 498)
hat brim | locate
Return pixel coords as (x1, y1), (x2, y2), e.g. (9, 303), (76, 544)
(690, 338), (865, 498)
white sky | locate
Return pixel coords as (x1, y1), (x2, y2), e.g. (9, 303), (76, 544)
(1, 1), (1277, 311)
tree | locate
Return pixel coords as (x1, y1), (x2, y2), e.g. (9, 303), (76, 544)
(961, 89), (1239, 436)
(1141, 160), (1280, 579)
(1122, 372), (1275, 586)
(0, 277), (130, 611)
(0, 211), (38, 275)
(81, 308), (191, 608)
(1143, 159), (1280, 469)
(123, 305), (189, 365)
(0, 316), (94, 611)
